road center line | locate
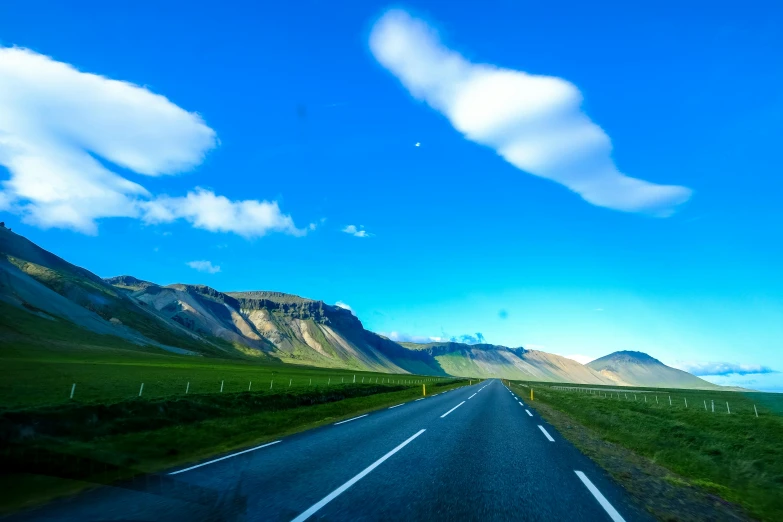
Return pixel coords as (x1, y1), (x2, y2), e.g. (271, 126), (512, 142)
(518, 401), (524, 406)
(169, 440), (280, 475)
(538, 425), (555, 441)
(291, 429), (426, 522)
(415, 398), (424, 401)
(526, 409), (533, 417)
(440, 401), (466, 418)
(388, 404), (404, 409)
(468, 393), (477, 399)
(574, 470), (626, 522)
(334, 414), (368, 426)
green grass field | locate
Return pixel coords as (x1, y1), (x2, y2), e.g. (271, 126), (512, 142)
(515, 381), (783, 521)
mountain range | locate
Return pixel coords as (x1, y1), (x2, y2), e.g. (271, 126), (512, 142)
(0, 225), (731, 390)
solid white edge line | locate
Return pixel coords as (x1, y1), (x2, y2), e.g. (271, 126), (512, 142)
(538, 425), (555, 442)
(291, 429), (426, 522)
(415, 398), (424, 401)
(334, 414), (369, 425)
(440, 401), (466, 418)
(388, 404), (404, 409)
(169, 440), (280, 475)
(468, 393), (477, 399)
(574, 470), (626, 522)
(526, 409), (533, 417)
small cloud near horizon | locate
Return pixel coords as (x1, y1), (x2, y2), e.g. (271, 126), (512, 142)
(342, 224), (373, 238)
(186, 260), (221, 274)
(674, 361), (778, 377)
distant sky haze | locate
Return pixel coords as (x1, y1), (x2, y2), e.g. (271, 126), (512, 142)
(1, 0), (781, 390)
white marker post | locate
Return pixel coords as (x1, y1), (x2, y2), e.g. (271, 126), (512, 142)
(726, 402), (731, 414)
(186, 382), (190, 394)
(353, 375), (356, 383)
(248, 381), (252, 391)
(754, 405), (759, 418)
(289, 379), (292, 387)
(328, 378), (330, 385)
(139, 383), (144, 397)
(656, 396), (658, 404)
(711, 400), (715, 413)
(220, 380), (224, 393)
(70, 383), (76, 400)
(270, 380), (273, 389)
(704, 400), (707, 411)
(684, 398), (688, 408)
(669, 396), (672, 406)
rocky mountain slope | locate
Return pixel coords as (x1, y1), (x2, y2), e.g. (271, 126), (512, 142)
(0, 227), (736, 388)
(401, 342), (615, 384)
(587, 351), (724, 390)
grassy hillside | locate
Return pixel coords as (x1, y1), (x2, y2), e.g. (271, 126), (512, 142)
(519, 381), (783, 521)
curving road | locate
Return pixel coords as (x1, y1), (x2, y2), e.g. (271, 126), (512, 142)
(12, 380), (652, 521)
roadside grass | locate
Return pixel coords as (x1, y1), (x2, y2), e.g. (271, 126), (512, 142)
(0, 340), (447, 410)
(0, 344), (468, 513)
(515, 382), (783, 521)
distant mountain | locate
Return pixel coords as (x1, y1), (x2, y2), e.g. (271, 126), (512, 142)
(0, 227), (742, 389)
(587, 351), (724, 390)
(400, 342), (615, 385)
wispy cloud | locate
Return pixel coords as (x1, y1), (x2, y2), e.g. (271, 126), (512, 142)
(675, 361), (778, 376)
(342, 224), (373, 238)
(186, 260), (221, 274)
(369, 11), (692, 216)
(0, 47), (305, 237)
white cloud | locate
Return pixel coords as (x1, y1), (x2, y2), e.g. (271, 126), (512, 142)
(673, 361), (777, 376)
(386, 331), (443, 343)
(342, 224), (373, 238)
(142, 189), (305, 238)
(334, 301), (357, 316)
(186, 260), (221, 274)
(0, 47), (305, 237)
(369, 11), (692, 216)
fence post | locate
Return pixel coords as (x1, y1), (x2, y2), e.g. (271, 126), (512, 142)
(70, 383), (76, 400)
(669, 396), (672, 406)
(186, 382), (189, 394)
(248, 381), (252, 391)
(220, 380), (224, 393)
(289, 379), (292, 387)
(704, 400), (707, 411)
(270, 380), (273, 390)
(684, 398), (688, 408)
(353, 375), (356, 383)
(656, 396), (658, 404)
(139, 383), (144, 397)
(711, 400), (715, 413)
(754, 405), (759, 418)
(726, 402), (731, 414)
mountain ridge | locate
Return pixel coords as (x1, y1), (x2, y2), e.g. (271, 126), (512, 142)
(0, 227), (739, 389)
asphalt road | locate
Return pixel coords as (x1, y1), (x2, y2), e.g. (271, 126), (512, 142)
(13, 380), (653, 521)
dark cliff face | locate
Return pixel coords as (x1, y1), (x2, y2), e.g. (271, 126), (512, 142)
(227, 291), (364, 330)
(405, 342), (527, 358)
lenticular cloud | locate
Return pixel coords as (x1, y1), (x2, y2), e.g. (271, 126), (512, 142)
(0, 47), (303, 237)
(369, 10), (692, 216)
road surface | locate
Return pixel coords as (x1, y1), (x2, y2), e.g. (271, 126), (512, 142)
(12, 380), (652, 521)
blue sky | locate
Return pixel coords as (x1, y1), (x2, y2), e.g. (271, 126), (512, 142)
(1, 1), (781, 390)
